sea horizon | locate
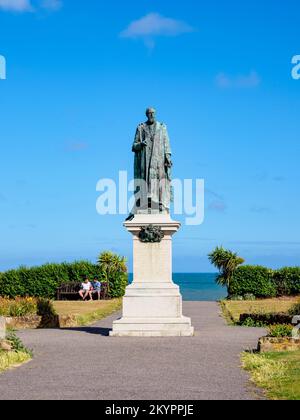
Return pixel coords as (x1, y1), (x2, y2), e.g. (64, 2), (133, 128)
(128, 273), (226, 302)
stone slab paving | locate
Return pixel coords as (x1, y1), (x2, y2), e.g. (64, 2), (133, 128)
(0, 302), (266, 400)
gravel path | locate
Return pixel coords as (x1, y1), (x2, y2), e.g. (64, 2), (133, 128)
(0, 302), (265, 400)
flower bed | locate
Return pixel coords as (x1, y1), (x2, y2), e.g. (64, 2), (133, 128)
(258, 337), (300, 353)
(239, 313), (293, 327)
(0, 298), (122, 329)
(0, 297), (37, 317)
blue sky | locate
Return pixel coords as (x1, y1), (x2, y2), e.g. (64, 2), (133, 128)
(0, 0), (300, 272)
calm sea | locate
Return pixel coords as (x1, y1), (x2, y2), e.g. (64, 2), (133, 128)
(128, 273), (226, 302)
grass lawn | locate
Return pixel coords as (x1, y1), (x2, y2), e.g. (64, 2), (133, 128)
(221, 297), (299, 324)
(242, 350), (300, 400)
(0, 350), (31, 373)
(53, 298), (122, 326)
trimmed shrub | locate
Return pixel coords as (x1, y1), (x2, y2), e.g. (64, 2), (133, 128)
(268, 324), (294, 338)
(239, 313), (293, 326)
(228, 295), (244, 301)
(243, 293), (256, 301)
(0, 257), (128, 299)
(289, 301), (300, 316)
(106, 270), (128, 299)
(37, 299), (57, 317)
(239, 317), (267, 328)
(229, 266), (276, 298)
(273, 267), (300, 297)
(0, 262), (98, 299)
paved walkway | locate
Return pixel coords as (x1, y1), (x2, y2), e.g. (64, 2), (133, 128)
(0, 302), (265, 400)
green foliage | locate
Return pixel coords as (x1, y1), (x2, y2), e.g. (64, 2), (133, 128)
(242, 350), (300, 400)
(0, 255), (128, 299)
(0, 261), (100, 299)
(208, 247), (300, 298)
(37, 299), (57, 317)
(289, 301), (300, 316)
(0, 297), (57, 318)
(268, 324), (294, 338)
(228, 293), (257, 301)
(208, 247), (244, 290)
(228, 295), (244, 301)
(239, 312), (293, 326)
(240, 317), (267, 328)
(0, 349), (31, 373)
(98, 252), (128, 298)
(0, 297), (37, 317)
(244, 293), (256, 301)
(6, 331), (32, 356)
(229, 265), (300, 298)
(229, 266), (276, 298)
(273, 267), (300, 297)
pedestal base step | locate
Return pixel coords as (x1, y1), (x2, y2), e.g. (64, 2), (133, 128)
(110, 316), (194, 337)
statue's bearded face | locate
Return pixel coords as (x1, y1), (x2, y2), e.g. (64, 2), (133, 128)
(146, 109), (156, 124)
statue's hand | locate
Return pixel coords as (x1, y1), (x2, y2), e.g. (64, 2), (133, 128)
(141, 141), (147, 148)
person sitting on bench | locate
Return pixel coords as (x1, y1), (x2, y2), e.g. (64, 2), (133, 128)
(91, 277), (102, 300)
(79, 277), (93, 301)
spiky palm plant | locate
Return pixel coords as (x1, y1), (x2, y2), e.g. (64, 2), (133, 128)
(208, 246), (245, 292)
(98, 252), (127, 293)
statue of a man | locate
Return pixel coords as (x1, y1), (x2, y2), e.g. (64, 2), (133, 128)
(127, 108), (172, 220)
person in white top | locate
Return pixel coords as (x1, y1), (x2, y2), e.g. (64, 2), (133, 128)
(79, 278), (93, 301)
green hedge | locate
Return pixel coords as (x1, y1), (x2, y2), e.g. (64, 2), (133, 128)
(239, 313), (293, 326)
(229, 266), (277, 298)
(0, 260), (128, 299)
(273, 267), (300, 297)
(228, 265), (300, 298)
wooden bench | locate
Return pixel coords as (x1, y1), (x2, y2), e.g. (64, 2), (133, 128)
(56, 282), (109, 301)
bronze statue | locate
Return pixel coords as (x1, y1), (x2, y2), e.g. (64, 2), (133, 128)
(127, 108), (173, 221)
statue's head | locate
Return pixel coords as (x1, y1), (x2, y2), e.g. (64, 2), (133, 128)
(146, 107), (156, 124)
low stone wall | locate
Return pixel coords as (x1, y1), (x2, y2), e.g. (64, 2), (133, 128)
(39, 315), (78, 329)
(258, 336), (300, 353)
(5, 316), (42, 330)
(5, 315), (78, 330)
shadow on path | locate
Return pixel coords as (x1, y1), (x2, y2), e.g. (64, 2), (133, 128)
(61, 326), (112, 336)
(0, 302), (266, 400)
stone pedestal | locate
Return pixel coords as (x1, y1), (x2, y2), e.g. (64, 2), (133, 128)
(110, 214), (194, 337)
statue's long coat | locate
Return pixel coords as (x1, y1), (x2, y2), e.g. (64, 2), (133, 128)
(132, 122), (172, 210)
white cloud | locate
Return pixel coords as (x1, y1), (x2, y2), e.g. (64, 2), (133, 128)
(121, 13), (194, 44)
(0, 0), (32, 12)
(208, 200), (227, 213)
(216, 71), (261, 89)
(0, 0), (62, 12)
(41, 0), (62, 11)
(65, 141), (89, 152)
(250, 206), (272, 214)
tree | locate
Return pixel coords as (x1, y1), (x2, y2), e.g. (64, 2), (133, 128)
(98, 251), (128, 296)
(208, 246), (245, 293)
